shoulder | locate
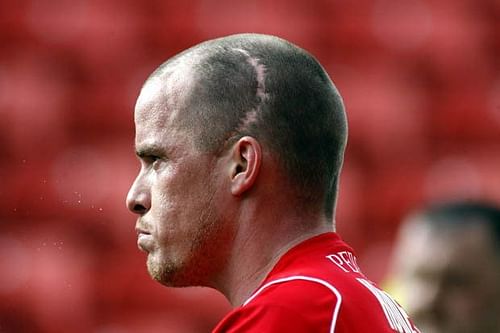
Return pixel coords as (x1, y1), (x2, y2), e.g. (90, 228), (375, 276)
(245, 275), (342, 310)
(213, 276), (341, 333)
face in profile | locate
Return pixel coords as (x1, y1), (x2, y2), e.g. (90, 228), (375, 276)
(126, 72), (234, 287)
(392, 218), (500, 333)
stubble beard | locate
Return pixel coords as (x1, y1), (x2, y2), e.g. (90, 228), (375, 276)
(146, 253), (180, 286)
(145, 238), (210, 288)
(146, 224), (229, 288)
(146, 193), (233, 288)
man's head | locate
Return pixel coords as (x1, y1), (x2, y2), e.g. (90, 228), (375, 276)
(390, 201), (500, 333)
(126, 33), (347, 287)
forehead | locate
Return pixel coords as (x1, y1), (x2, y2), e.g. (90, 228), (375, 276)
(134, 63), (197, 145)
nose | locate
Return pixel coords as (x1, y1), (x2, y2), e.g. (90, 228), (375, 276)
(126, 175), (151, 215)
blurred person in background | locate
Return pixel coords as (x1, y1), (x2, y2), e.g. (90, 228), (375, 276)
(126, 33), (419, 332)
(388, 201), (500, 333)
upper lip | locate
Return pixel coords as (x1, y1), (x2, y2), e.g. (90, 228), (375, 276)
(135, 225), (151, 235)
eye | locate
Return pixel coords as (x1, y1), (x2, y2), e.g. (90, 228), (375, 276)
(141, 155), (163, 169)
(136, 147), (165, 169)
(147, 155), (160, 163)
(148, 155), (161, 165)
(152, 156), (167, 171)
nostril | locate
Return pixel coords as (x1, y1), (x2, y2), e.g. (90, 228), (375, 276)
(134, 204), (147, 214)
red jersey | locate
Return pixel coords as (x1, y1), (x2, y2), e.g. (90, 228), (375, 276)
(213, 233), (419, 332)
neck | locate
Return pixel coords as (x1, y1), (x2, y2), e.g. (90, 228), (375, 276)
(214, 201), (332, 306)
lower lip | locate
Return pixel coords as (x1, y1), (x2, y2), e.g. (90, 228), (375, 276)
(137, 233), (153, 251)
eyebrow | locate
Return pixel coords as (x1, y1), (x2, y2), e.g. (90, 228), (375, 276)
(135, 144), (165, 158)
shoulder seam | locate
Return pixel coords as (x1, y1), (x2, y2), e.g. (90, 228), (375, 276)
(243, 275), (342, 333)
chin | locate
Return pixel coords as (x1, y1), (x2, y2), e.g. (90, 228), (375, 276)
(146, 255), (193, 287)
(147, 256), (173, 283)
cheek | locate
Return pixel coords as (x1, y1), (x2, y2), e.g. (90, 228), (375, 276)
(147, 174), (179, 237)
(149, 170), (213, 231)
(150, 182), (171, 217)
(154, 186), (173, 213)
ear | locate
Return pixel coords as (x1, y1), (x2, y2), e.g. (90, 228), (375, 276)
(230, 136), (262, 196)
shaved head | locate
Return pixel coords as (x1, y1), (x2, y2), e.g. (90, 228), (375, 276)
(139, 33), (347, 219)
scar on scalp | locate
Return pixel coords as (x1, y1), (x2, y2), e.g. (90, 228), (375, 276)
(232, 48), (269, 132)
(233, 48), (269, 104)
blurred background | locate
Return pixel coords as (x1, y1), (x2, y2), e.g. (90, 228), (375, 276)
(0, 0), (499, 332)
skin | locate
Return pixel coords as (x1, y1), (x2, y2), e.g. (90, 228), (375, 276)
(391, 218), (500, 333)
(127, 70), (233, 287)
(126, 61), (332, 305)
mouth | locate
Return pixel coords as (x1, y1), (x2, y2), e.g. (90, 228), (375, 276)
(135, 226), (153, 252)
